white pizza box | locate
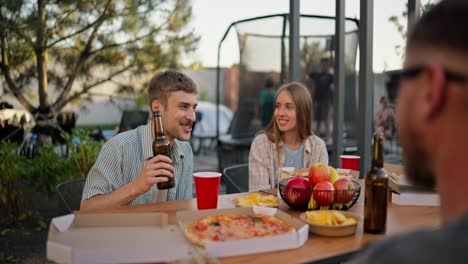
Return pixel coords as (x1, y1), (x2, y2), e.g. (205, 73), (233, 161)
(176, 206), (309, 258)
(392, 190), (440, 206)
(47, 213), (196, 264)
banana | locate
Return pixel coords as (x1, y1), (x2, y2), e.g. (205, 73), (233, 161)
(345, 200), (353, 209)
(332, 203), (343, 210)
(308, 194), (318, 209)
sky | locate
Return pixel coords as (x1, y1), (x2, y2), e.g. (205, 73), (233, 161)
(189, 0), (413, 73)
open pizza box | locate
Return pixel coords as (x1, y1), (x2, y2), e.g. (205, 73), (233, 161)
(47, 213), (196, 263)
(384, 163), (405, 194)
(384, 163), (440, 206)
(383, 163), (426, 194)
(176, 207), (309, 258)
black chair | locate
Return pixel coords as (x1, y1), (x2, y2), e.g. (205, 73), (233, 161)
(56, 178), (86, 213)
(223, 164), (249, 194)
(118, 110), (149, 133)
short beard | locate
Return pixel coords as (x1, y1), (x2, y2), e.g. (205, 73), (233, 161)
(401, 128), (437, 190)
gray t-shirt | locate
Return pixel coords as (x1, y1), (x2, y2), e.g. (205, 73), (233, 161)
(347, 213), (468, 264)
(283, 144), (304, 168)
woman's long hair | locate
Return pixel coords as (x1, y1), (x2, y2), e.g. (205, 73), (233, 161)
(262, 82), (313, 144)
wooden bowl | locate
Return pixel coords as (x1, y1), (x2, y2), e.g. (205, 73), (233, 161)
(299, 210), (360, 237)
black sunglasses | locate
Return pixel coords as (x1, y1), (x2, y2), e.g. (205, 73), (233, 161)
(396, 65), (468, 85)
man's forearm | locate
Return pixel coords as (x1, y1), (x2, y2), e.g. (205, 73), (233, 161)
(80, 182), (141, 211)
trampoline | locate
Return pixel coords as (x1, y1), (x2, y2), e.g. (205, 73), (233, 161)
(215, 14), (360, 171)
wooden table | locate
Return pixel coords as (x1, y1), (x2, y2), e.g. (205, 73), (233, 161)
(79, 185), (440, 264)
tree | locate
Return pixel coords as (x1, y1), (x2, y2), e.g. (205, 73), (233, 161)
(0, 0), (199, 138)
(388, 1), (434, 57)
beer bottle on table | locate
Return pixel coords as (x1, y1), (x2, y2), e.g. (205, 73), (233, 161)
(152, 111), (174, 189)
(364, 133), (388, 234)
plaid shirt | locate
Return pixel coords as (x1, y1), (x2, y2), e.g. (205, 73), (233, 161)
(248, 133), (328, 191)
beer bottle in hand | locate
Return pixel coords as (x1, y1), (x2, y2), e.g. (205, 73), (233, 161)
(364, 133), (388, 234)
(152, 111), (174, 189)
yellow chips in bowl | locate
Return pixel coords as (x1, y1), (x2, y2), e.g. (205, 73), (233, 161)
(305, 211), (357, 226)
(235, 193), (279, 208)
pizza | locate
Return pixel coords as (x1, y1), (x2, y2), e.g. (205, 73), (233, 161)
(185, 214), (294, 246)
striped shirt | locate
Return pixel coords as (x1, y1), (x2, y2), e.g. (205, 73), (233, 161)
(248, 133), (328, 191)
(82, 123), (194, 205)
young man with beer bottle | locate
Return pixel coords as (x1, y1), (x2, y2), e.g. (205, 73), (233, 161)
(81, 70), (198, 210)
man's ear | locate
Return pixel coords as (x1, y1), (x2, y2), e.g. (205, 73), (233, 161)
(151, 99), (162, 112)
(424, 65), (448, 121)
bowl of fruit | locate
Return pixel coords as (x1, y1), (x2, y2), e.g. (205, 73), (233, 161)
(278, 163), (361, 211)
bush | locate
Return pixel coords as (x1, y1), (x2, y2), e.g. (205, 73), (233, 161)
(0, 141), (24, 221)
(0, 129), (104, 227)
(63, 129), (104, 178)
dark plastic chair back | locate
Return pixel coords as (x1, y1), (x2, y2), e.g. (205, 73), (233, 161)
(223, 164), (249, 194)
(56, 178), (86, 213)
(118, 110), (149, 133)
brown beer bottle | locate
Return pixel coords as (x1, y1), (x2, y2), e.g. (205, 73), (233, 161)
(152, 111), (174, 189)
(364, 133), (388, 234)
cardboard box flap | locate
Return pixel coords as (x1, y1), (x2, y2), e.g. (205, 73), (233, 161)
(47, 213), (193, 264)
(49, 212), (169, 242)
(205, 233), (300, 258)
(383, 163), (435, 193)
(72, 212), (168, 228)
(52, 214), (75, 232)
(384, 163), (405, 175)
(252, 205), (277, 216)
(392, 191), (440, 206)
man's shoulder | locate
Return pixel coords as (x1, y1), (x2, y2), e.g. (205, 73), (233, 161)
(106, 125), (145, 148)
(350, 217), (468, 264)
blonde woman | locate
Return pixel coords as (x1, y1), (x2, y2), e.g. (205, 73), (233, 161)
(249, 82), (328, 191)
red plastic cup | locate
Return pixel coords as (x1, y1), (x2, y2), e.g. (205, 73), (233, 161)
(340, 155), (360, 171)
(194, 172), (222, 210)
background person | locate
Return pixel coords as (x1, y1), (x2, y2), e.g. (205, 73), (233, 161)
(258, 76), (276, 128)
(374, 96), (395, 149)
(309, 58), (334, 142)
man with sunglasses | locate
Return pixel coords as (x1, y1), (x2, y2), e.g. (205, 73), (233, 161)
(350, 1), (468, 263)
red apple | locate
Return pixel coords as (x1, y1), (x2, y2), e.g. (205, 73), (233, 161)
(308, 163), (331, 187)
(333, 177), (355, 203)
(313, 181), (334, 206)
(284, 177), (312, 208)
